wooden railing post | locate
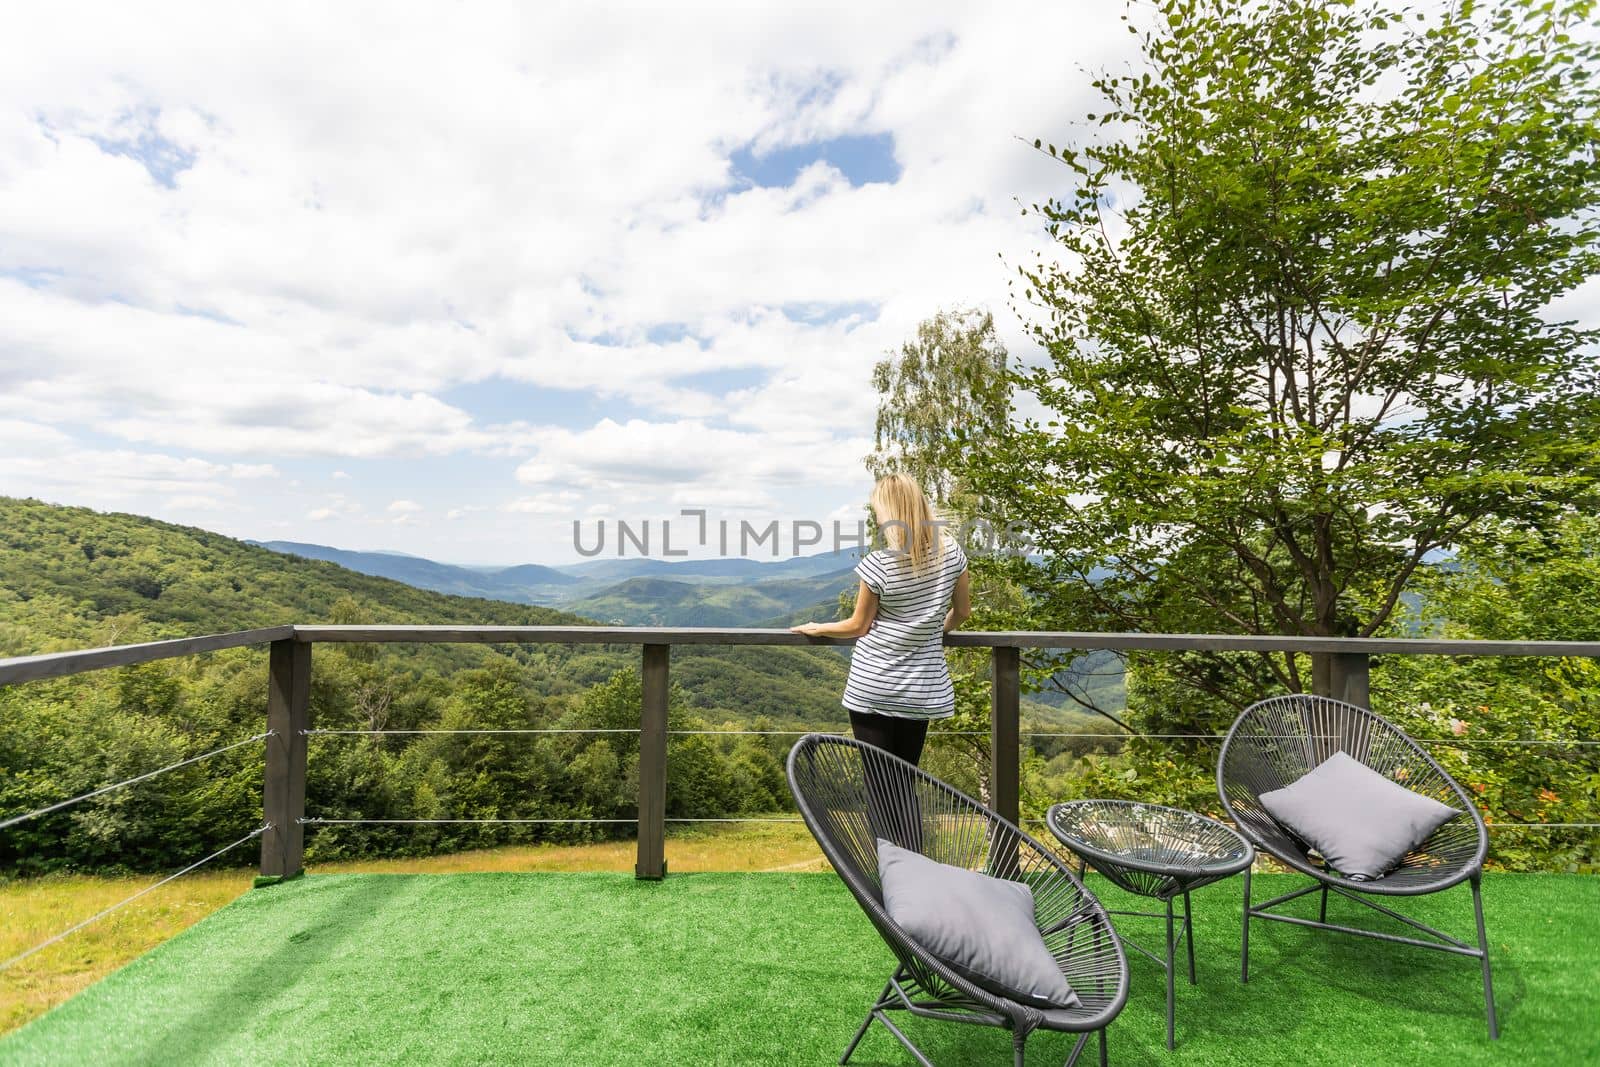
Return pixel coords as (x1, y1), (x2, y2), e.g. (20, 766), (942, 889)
(261, 638), (312, 881)
(990, 645), (1021, 831)
(1327, 651), (1371, 709)
(636, 643), (669, 880)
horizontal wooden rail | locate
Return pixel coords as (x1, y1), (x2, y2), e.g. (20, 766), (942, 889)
(9, 627), (1600, 679)
(287, 624), (1600, 658)
(0, 626), (295, 685)
(290, 624), (838, 646)
(947, 632), (1600, 657)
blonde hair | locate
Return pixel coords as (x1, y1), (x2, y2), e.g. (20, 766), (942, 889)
(870, 473), (945, 574)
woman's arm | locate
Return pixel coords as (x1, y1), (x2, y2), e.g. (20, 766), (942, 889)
(791, 581), (878, 639)
(943, 569), (971, 632)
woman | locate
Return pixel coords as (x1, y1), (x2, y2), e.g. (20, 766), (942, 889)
(792, 472), (970, 767)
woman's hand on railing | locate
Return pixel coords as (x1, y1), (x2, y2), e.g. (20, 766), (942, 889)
(789, 620), (862, 639)
(791, 582), (879, 639)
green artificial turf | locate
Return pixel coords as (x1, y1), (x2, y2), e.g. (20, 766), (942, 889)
(1, 872), (1596, 1066)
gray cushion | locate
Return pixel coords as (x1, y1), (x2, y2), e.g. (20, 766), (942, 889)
(876, 839), (1079, 1009)
(1258, 751), (1461, 880)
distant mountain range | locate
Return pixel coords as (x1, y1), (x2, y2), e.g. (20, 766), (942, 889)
(562, 568), (858, 627)
(250, 541), (579, 603)
(252, 540), (866, 626)
(555, 550), (867, 583)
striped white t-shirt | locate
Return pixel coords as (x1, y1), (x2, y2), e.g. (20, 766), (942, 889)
(842, 534), (969, 719)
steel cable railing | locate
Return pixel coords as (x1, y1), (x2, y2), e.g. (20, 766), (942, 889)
(303, 727), (1600, 744)
(295, 725), (1596, 834)
(0, 732), (274, 831)
(1018, 818), (1600, 830)
(0, 825), (268, 972)
(297, 726), (816, 827)
(300, 825), (806, 831)
(1, 731), (274, 971)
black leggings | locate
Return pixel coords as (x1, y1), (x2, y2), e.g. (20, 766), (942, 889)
(849, 712), (929, 850)
(849, 711), (929, 767)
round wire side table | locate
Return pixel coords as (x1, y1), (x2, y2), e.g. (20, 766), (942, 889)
(1046, 800), (1254, 1050)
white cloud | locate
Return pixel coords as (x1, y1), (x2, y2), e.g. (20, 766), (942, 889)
(667, 487), (781, 512)
(0, 1), (1168, 560)
(0, 432), (287, 511)
(385, 498), (424, 525)
(0, 418), (74, 454)
(166, 493), (226, 511)
(504, 491), (581, 515)
(305, 493), (361, 522)
(514, 417), (869, 493)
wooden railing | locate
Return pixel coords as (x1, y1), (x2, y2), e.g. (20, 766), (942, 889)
(5, 624), (1600, 882)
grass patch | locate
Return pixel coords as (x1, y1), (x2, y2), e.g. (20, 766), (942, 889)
(0, 822), (822, 1035)
(0, 868), (254, 1036)
(308, 820), (824, 875)
(1, 872), (1595, 1065)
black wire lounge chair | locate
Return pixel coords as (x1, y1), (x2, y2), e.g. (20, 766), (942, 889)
(787, 734), (1129, 1067)
(1216, 695), (1498, 1038)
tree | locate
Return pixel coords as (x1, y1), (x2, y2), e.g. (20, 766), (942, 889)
(975, 0), (1600, 709)
(868, 307), (1010, 517)
(1373, 514), (1600, 871)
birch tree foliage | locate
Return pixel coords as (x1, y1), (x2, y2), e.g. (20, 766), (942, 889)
(868, 307), (1010, 517)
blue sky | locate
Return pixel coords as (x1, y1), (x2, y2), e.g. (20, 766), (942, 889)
(0, 3), (1136, 564)
(730, 132), (902, 189)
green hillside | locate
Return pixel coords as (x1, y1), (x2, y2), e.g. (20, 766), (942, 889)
(253, 540), (577, 605)
(248, 540), (872, 617)
(760, 594), (851, 629)
(0, 497), (851, 717)
(564, 568), (859, 627)
(0, 498), (582, 648)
